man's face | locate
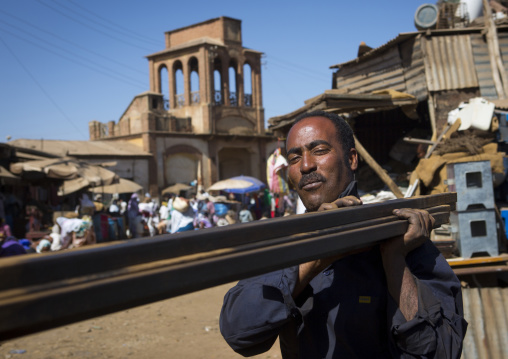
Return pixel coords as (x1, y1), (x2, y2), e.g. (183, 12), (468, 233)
(286, 116), (358, 212)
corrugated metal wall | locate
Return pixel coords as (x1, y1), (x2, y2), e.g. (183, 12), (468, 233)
(403, 34), (428, 102)
(471, 34), (498, 99)
(334, 30), (508, 104)
(422, 35), (478, 92)
(461, 287), (508, 359)
(334, 46), (408, 95)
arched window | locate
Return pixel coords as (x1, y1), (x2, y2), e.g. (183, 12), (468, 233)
(173, 61), (184, 108)
(243, 63), (252, 107)
(228, 60), (238, 106)
(189, 57), (200, 104)
(213, 58), (223, 106)
(159, 65), (169, 110)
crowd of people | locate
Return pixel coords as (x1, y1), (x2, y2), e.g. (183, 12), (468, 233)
(0, 187), (298, 258)
(128, 189), (297, 238)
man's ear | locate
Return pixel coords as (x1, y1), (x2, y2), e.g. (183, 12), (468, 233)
(349, 149), (359, 171)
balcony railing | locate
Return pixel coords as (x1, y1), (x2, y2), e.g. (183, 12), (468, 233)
(244, 94), (252, 107)
(176, 94), (185, 108)
(212, 91), (252, 107)
(191, 91), (200, 105)
(214, 90), (223, 106)
(229, 92), (237, 107)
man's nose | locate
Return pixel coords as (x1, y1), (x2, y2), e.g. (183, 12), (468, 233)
(300, 152), (316, 173)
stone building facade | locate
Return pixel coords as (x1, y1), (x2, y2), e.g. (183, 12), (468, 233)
(89, 17), (276, 194)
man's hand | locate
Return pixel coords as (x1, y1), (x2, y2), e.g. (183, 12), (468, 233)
(381, 208), (435, 257)
(317, 195), (362, 211)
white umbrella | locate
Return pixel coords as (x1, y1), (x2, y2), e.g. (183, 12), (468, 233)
(90, 178), (143, 194)
(207, 178), (252, 192)
(12, 157), (119, 196)
(162, 183), (192, 195)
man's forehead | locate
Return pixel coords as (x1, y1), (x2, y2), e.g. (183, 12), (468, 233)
(287, 116), (335, 144)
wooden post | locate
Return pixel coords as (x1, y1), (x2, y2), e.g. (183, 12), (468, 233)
(354, 135), (404, 198)
(428, 93), (438, 140)
(483, 0), (507, 99)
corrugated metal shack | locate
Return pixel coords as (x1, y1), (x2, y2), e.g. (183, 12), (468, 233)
(330, 26), (508, 133)
(270, 24), (508, 179)
(268, 17), (508, 359)
(462, 286), (508, 358)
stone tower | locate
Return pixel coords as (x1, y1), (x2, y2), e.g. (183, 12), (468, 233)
(90, 17), (276, 193)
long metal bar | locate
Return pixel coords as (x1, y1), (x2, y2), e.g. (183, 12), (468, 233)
(0, 193), (456, 291)
(0, 194), (456, 340)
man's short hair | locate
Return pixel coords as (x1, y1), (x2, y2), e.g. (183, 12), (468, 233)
(291, 110), (355, 162)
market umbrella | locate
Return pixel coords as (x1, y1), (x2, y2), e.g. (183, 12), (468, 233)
(207, 178), (252, 192)
(90, 178), (143, 194)
(162, 183), (192, 195)
(11, 157), (119, 195)
(0, 165), (21, 185)
(224, 175), (266, 194)
(0, 166), (19, 179)
(58, 177), (90, 196)
(11, 158), (78, 180)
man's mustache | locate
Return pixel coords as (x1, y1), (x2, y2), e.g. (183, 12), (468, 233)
(299, 172), (326, 189)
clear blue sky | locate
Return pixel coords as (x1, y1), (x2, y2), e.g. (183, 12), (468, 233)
(1, 0), (425, 141)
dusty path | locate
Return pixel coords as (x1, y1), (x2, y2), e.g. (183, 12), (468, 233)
(0, 283), (281, 359)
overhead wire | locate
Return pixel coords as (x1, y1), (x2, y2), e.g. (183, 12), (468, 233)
(1, 36), (88, 139)
(35, 0), (155, 52)
(265, 55), (331, 82)
(0, 24), (146, 89)
(0, 8), (146, 76)
(65, 0), (160, 46)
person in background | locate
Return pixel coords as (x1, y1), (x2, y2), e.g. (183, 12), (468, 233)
(0, 235), (26, 257)
(0, 217), (12, 238)
(157, 199), (170, 234)
(169, 197), (195, 233)
(36, 239), (51, 253)
(139, 193), (156, 237)
(78, 193), (95, 216)
(109, 199), (120, 216)
(238, 204), (254, 223)
(93, 194), (104, 213)
(194, 212), (213, 229)
(49, 224), (62, 251)
(119, 199), (127, 216)
(225, 210), (237, 225)
(127, 193), (140, 238)
(19, 238), (35, 253)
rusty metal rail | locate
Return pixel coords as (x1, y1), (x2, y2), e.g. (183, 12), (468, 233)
(0, 193), (456, 340)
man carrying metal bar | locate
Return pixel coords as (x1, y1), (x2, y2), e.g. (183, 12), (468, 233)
(220, 111), (467, 358)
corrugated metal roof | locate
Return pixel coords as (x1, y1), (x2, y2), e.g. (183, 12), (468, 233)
(8, 139), (151, 157)
(331, 26), (508, 70)
(330, 33), (417, 69)
(422, 35), (478, 91)
(462, 287), (508, 358)
(471, 34), (498, 99)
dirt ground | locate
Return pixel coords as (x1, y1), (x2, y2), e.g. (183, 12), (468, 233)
(0, 283), (281, 359)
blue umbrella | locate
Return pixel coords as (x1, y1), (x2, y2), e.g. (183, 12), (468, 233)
(224, 175), (266, 194)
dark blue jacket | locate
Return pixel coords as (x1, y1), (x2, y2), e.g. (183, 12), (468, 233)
(220, 183), (467, 358)
(220, 243), (466, 358)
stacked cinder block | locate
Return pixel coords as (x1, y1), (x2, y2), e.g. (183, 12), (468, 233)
(446, 161), (499, 258)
